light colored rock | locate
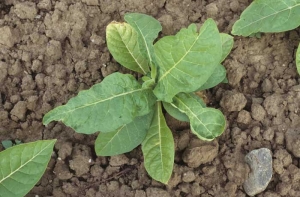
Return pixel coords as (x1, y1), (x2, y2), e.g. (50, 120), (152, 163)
(243, 148), (272, 196)
(0, 26), (19, 48)
(285, 129), (300, 157)
(14, 2), (37, 19)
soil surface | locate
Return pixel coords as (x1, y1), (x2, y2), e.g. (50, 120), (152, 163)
(1, 0), (300, 196)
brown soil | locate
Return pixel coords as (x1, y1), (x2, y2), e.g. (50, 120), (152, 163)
(1, 0), (300, 196)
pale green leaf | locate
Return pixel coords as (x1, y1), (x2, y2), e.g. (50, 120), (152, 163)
(232, 0), (300, 36)
(95, 111), (154, 156)
(220, 33), (234, 62)
(196, 64), (227, 91)
(124, 13), (162, 67)
(296, 43), (300, 75)
(106, 22), (149, 74)
(142, 102), (174, 184)
(43, 73), (156, 134)
(163, 102), (189, 122)
(153, 19), (222, 102)
(173, 93), (226, 141)
(0, 140), (56, 197)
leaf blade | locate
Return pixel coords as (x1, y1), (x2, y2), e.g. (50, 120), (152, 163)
(142, 102), (174, 184)
(232, 0), (300, 36)
(153, 19), (222, 102)
(173, 93), (226, 141)
(296, 43), (300, 75)
(0, 140), (56, 197)
(95, 112), (154, 156)
(106, 22), (149, 74)
(220, 33), (234, 62)
(43, 73), (156, 134)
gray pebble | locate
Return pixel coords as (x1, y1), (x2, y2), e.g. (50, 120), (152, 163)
(243, 148), (272, 196)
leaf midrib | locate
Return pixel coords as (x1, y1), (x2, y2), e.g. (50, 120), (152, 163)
(0, 142), (53, 185)
(235, 3), (300, 33)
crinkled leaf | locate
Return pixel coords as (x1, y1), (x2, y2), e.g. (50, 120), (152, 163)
(220, 33), (234, 62)
(124, 13), (162, 67)
(163, 102), (189, 122)
(43, 73), (156, 134)
(196, 64), (227, 91)
(173, 93), (226, 141)
(296, 43), (300, 74)
(232, 0), (300, 36)
(106, 22), (149, 74)
(0, 140), (56, 197)
(142, 102), (174, 184)
(95, 111), (154, 156)
(153, 19), (222, 102)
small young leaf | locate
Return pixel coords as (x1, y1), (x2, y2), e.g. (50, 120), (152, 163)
(142, 102), (174, 184)
(43, 73), (156, 134)
(196, 64), (227, 91)
(124, 13), (162, 66)
(163, 102), (189, 122)
(1, 140), (13, 149)
(95, 111), (154, 156)
(220, 33), (234, 62)
(0, 140), (56, 197)
(106, 22), (150, 74)
(173, 93), (226, 141)
(296, 43), (300, 74)
(153, 19), (222, 102)
(232, 0), (300, 36)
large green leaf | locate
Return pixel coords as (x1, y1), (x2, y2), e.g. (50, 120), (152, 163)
(173, 93), (226, 141)
(142, 102), (174, 184)
(232, 0), (300, 36)
(95, 111), (154, 156)
(0, 140), (56, 197)
(163, 102), (189, 122)
(220, 33), (234, 62)
(106, 22), (149, 74)
(153, 19), (222, 102)
(296, 44), (300, 74)
(124, 13), (162, 67)
(43, 73), (156, 134)
(196, 64), (227, 91)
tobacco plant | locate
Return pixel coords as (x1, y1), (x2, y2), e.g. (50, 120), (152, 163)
(232, 0), (300, 73)
(43, 13), (233, 183)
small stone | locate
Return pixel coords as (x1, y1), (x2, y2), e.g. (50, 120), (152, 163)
(220, 91), (247, 112)
(182, 171), (196, 183)
(109, 154), (129, 166)
(251, 104), (266, 121)
(14, 2), (37, 20)
(206, 3), (218, 17)
(10, 101), (27, 121)
(146, 187), (170, 197)
(0, 26), (19, 48)
(46, 40), (62, 61)
(82, 0), (99, 6)
(243, 148), (272, 196)
(37, 0), (52, 10)
(237, 110), (252, 125)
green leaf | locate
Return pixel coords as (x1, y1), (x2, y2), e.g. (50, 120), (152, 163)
(232, 0), (300, 36)
(1, 140), (13, 149)
(196, 64), (227, 91)
(124, 13), (162, 67)
(0, 140), (56, 197)
(220, 33), (234, 62)
(173, 93), (226, 141)
(142, 102), (174, 184)
(106, 22), (150, 74)
(43, 73), (156, 134)
(153, 19), (222, 102)
(95, 111), (154, 156)
(296, 43), (300, 75)
(163, 102), (189, 122)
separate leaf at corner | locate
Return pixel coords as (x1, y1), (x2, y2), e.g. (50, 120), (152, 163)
(124, 13), (162, 66)
(232, 0), (300, 36)
(0, 140), (56, 197)
(173, 93), (226, 141)
(142, 102), (174, 184)
(95, 111), (154, 156)
(153, 19), (222, 102)
(296, 43), (300, 75)
(220, 33), (233, 62)
(196, 64), (227, 91)
(106, 22), (150, 74)
(43, 73), (156, 134)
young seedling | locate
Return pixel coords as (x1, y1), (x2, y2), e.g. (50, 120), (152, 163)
(0, 140), (56, 197)
(231, 0), (300, 73)
(43, 13), (233, 183)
